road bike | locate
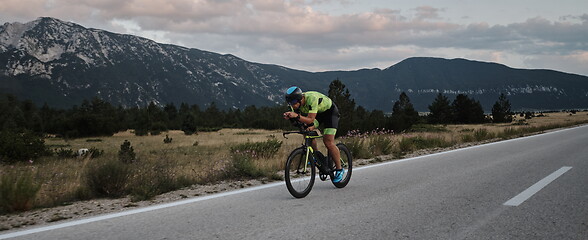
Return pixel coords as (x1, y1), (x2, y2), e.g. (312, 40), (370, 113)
(282, 122), (352, 198)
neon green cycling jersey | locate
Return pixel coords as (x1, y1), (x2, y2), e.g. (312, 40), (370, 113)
(299, 91), (332, 114)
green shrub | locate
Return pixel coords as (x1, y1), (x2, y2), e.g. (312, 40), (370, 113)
(129, 159), (180, 202)
(229, 139), (283, 179)
(55, 148), (77, 158)
(88, 147), (104, 158)
(118, 140), (136, 163)
(0, 171), (41, 213)
(163, 135), (173, 144)
(149, 130), (162, 136)
(398, 137), (416, 152)
(512, 119), (528, 125)
(473, 129), (494, 141)
(498, 127), (520, 139)
(230, 155), (264, 178)
(342, 138), (371, 159)
(134, 129), (149, 136)
(461, 134), (475, 142)
(84, 158), (131, 198)
(410, 124), (448, 133)
(230, 139), (282, 159)
(0, 131), (51, 164)
(369, 135), (394, 156)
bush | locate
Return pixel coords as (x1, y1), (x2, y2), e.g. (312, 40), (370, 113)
(229, 139), (283, 179)
(497, 128), (524, 139)
(55, 148), (77, 158)
(340, 137), (370, 159)
(118, 140), (136, 163)
(230, 139), (282, 159)
(369, 135), (394, 156)
(473, 129), (494, 141)
(149, 130), (162, 136)
(230, 155), (265, 178)
(129, 159), (183, 202)
(84, 158), (131, 198)
(513, 119), (528, 125)
(134, 129), (149, 136)
(88, 147), (104, 158)
(461, 134), (475, 143)
(0, 170), (41, 213)
(410, 124), (448, 133)
(163, 135), (173, 144)
(0, 131), (51, 164)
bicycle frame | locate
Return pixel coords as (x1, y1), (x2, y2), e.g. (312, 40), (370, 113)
(303, 132), (322, 172)
(283, 129), (332, 176)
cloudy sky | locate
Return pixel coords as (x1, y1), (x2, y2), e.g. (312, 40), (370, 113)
(1, 0), (587, 75)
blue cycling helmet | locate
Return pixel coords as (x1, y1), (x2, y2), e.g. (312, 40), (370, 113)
(285, 86), (303, 105)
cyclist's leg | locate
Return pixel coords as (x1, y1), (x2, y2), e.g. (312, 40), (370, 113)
(323, 132), (341, 169)
(320, 103), (341, 169)
(311, 139), (318, 152)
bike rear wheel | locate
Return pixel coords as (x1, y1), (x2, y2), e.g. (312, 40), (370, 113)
(284, 148), (316, 198)
(331, 143), (352, 188)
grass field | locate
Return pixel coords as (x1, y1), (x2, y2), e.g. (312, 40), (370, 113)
(2, 111), (588, 212)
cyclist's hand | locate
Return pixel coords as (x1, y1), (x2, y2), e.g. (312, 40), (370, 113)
(306, 125), (316, 131)
(283, 111), (298, 120)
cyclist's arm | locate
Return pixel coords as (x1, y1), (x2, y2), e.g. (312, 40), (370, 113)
(284, 112), (316, 126)
(299, 112), (316, 125)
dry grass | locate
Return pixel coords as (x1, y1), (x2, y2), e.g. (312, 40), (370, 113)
(30, 129), (298, 207)
(2, 111), (588, 211)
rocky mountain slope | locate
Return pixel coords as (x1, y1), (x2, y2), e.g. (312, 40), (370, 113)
(1, 17), (587, 111)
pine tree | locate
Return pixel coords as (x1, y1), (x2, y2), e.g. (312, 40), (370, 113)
(181, 113), (198, 135)
(203, 102), (222, 128)
(328, 79), (356, 136)
(389, 92), (419, 132)
(428, 93), (453, 124)
(452, 94), (485, 124)
(491, 93), (513, 123)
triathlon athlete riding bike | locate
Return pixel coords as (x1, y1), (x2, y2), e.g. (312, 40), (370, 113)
(282, 86), (352, 198)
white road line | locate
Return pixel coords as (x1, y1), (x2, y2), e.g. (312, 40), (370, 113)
(0, 182), (284, 240)
(504, 166), (572, 206)
(1, 125), (584, 239)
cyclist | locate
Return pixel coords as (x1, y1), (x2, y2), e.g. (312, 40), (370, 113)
(283, 86), (344, 183)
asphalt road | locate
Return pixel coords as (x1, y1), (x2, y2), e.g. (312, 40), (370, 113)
(2, 125), (587, 239)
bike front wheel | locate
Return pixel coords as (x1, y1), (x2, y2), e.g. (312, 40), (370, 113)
(284, 148), (316, 198)
(331, 143), (352, 188)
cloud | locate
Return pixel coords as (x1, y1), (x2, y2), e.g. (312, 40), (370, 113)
(1, 0), (587, 75)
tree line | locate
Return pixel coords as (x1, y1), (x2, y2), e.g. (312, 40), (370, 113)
(329, 80), (513, 136)
(0, 80), (513, 139)
(0, 94), (293, 138)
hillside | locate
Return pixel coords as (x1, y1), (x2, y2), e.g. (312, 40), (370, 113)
(1, 17), (588, 111)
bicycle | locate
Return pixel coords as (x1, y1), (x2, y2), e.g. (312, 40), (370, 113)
(282, 121), (352, 198)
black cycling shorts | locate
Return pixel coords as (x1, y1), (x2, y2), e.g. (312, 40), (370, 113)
(316, 103), (340, 130)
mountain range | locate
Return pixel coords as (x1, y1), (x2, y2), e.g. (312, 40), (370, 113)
(1, 17), (588, 112)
